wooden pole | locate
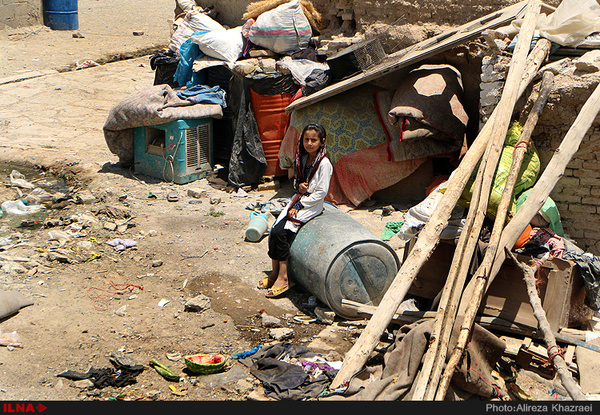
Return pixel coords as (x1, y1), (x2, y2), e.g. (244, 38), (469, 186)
(506, 249), (587, 401)
(434, 0), (543, 399)
(440, 74), (600, 401)
(329, 19), (552, 392)
(417, 68), (554, 401)
(464, 77), (600, 311)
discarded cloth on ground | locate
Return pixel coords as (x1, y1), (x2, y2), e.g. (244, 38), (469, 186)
(0, 290), (33, 320)
(103, 84), (223, 166)
(323, 319), (505, 401)
(56, 360), (145, 389)
(239, 342), (337, 400)
(387, 64), (468, 162)
(380, 221), (404, 241)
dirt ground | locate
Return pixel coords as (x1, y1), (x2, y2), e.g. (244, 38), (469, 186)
(0, 0), (579, 404)
(0, 0), (378, 402)
(0, 160), (400, 402)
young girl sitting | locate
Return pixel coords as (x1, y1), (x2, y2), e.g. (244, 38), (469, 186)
(258, 123), (333, 298)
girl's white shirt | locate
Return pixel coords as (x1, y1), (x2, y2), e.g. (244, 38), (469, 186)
(275, 155), (333, 233)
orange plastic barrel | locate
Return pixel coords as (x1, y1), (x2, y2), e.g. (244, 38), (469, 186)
(249, 90), (292, 177)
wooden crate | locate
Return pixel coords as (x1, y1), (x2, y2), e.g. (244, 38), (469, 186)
(405, 240), (591, 331)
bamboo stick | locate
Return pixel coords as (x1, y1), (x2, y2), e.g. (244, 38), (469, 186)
(329, 17), (552, 392)
(434, 0), (543, 399)
(506, 249), (587, 401)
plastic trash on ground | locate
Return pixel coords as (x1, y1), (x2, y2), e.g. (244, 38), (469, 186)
(1, 200), (45, 216)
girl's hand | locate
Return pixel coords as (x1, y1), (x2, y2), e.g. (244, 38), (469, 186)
(288, 208), (298, 218)
(298, 182), (308, 194)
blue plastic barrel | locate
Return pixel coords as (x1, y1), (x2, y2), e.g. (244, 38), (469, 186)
(289, 203), (401, 318)
(42, 0), (79, 30)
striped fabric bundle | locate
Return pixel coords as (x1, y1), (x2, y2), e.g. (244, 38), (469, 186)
(248, 0), (312, 54)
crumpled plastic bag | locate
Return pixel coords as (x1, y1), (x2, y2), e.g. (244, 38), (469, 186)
(107, 238), (138, 252)
(537, 0), (600, 47)
(509, 0), (600, 48)
(0, 330), (21, 348)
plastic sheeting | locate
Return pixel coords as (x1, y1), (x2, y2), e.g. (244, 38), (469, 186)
(227, 74), (268, 187)
(537, 0), (600, 47)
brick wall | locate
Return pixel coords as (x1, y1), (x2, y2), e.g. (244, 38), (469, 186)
(542, 123), (600, 255)
(0, 0), (41, 29)
(479, 46), (600, 255)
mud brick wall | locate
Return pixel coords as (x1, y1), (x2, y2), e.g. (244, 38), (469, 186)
(483, 56), (600, 255)
(530, 76), (600, 255)
(0, 0), (41, 29)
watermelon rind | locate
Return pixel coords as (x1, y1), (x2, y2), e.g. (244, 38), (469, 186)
(184, 354), (227, 375)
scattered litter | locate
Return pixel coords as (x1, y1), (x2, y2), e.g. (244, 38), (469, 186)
(0, 330), (22, 348)
(184, 354), (227, 375)
(167, 190), (179, 202)
(106, 238), (137, 251)
(75, 60), (99, 70)
(149, 358), (179, 381)
(47, 230), (71, 246)
(169, 385), (187, 396)
(232, 344), (261, 359)
(9, 170), (34, 189)
(293, 315), (316, 324)
(246, 199), (288, 215)
(158, 299), (170, 307)
(66, 222), (87, 237)
(114, 305), (127, 316)
(166, 352), (181, 361)
(380, 221), (404, 241)
(57, 358), (145, 388)
(1, 200), (45, 216)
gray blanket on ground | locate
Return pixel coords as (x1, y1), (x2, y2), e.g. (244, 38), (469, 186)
(103, 84), (223, 166)
(324, 319), (506, 401)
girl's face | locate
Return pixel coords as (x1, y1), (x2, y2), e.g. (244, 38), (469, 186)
(302, 129), (323, 157)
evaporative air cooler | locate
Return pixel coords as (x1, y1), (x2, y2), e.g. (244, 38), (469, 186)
(133, 118), (213, 184)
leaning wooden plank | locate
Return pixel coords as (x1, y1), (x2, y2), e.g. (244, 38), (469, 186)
(340, 299), (536, 336)
(416, 60), (554, 402)
(328, 23), (552, 392)
(435, 1), (544, 400)
(285, 1), (528, 113)
(464, 77), (600, 312)
(507, 249), (586, 400)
